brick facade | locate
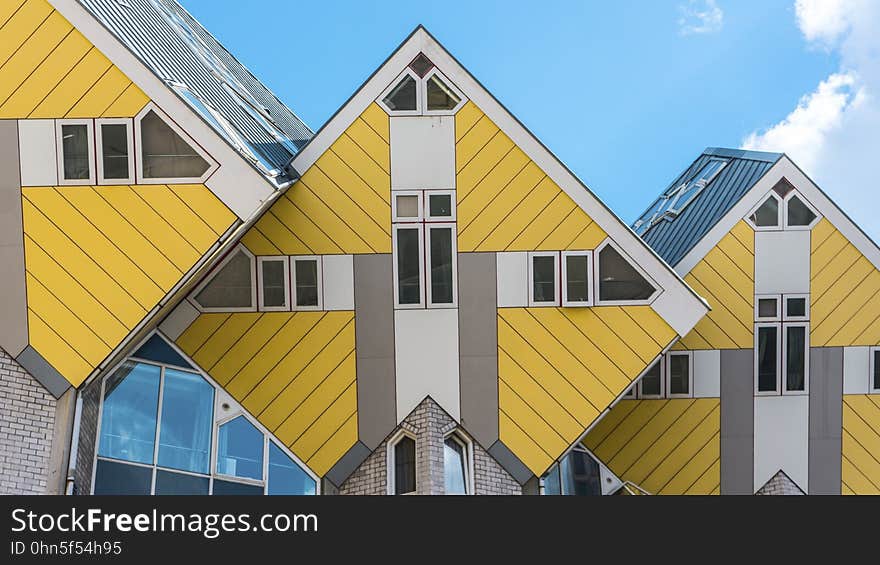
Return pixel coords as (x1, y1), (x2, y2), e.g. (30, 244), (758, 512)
(756, 471), (805, 495)
(0, 348), (56, 494)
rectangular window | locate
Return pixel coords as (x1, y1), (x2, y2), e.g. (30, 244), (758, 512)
(292, 257), (322, 310)
(425, 190), (455, 221)
(783, 294), (809, 321)
(257, 257), (289, 311)
(392, 191), (423, 222)
(756, 324), (780, 393)
(56, 120), (95, 185)
(667, 352), (692, 397)
(755, 296), (780, 321)
(529, 252), (559, 306)
(872, 349), (880, 393)
(639, 360), (663, 398)
(562, 251), (593, 307)
(393, 226), (424, 308)
(783, 324), (808, 393)
(96, 119), (135, 184)
(426, 224), (457, 307)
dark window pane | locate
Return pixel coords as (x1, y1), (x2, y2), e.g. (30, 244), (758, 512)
(565, 254), (590, 303)
(294, 259), (319, 307)
(99, 361), (160, 464)
(532, 256), (556, 303)
(641, 360), (662, 396)
(94, 460), (152, 495)
(758, 298), (778, 319)
(195, 250), (253, 308)
(141, 110), (209, 178)
(426, 75), (461, 111)
(444, 437), (467, 494)
(751, 197), (779, 227)
(669, 354), (690, 395)
(101, 123), (129, 179)
(786, 297), (806, 318)
(133, 334), (194, 369)
(560, 450), (601, 496)
(261, 260), (287, 308)
(428, 193), (452, 217)
(787, 195), (816, 226)
(758, 326), (778, 392)
(397, 228), (421, 304)
(394, 436), (416, 495)
(212, 479), (263, 495)
(154, 470), (209, 495)
(157, 369), (213, 474)
(598, 246), (655, 301)
(62, 124), (90, 180)
(430, 227), (454, 304)
(408, 53), (434, 77)
(268, 442), (316, 495)
(382, 75), (417, 111)
(217, 416), (264, 481)
(542, 464), (561, 495)
(786, 326), (806, 391)
(874, 351), (880, 391)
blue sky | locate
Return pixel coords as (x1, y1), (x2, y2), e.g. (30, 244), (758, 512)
(181, 0), (876, 233)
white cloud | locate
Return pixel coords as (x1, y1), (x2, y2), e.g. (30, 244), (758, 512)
(678, 0), (724, 35)
(742, 0), (880, 241)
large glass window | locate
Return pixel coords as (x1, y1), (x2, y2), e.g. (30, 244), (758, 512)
(157, 368), (213, 474)
(598, 244), (656, 302)
(542, 447), (602, 496)
(267, 442), (317, 495)
(217, 416), (263, 481)
(194, 248), (254, 310)
(140, 109), (210, 179)
(98, 362), (161, 465)
(391, 435), (416, 495)
(444, 435), (469, 495)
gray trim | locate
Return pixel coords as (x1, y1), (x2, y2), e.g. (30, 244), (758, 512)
(487, 440), (534, 486)
(0, 120), (27, 357)
(353, 254), (397, 450)
(16, 345), (71, 399)
(457, 252), (499, 449)
(521, 476), (539, 495)
(808, 347), (843, 495)
(323, 441), (372, 489)
(720, 348), (754, 495)
(45, 388), (77, 494)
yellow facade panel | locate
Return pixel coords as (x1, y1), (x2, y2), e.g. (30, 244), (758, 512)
(499, 410), (553, 475)
(132, 185), (220, 252)
(288, 383), (357, 468)
(498, 380), (569, 456)
(0, 0), (56, 68)
(456, 132), (514, 201)
(0, 11), (71, 107)
(209, 313), (290, 386)
(167, 184), (236, 235)
(29, 48), (112, 118)
(344, 118), (389, 173)
(101, 82), (149, 117)
(842, 395), (880, 494)
(326, 136), (390, 206)
(455, 115), (499, 173)
(508, 192), (576, 251)
(454, 100), (482, 142)
(359, 102), (389, 143)
(175, 313), (231, 355)
(191, 313), (262, 372)
(65, 67), (132, 118)
(27, 309), (91, 387)
(0, 1), (28, 29)
(536, 209), (593, 251)
(305, 412), (358, 477)
(457, 147), (530, 232)
(268, 194), (344, 255)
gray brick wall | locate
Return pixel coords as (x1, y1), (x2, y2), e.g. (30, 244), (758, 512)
(340, 397), (521, 495)
(73, 378), (101, 495)
(756, 471), (805, 495)
(0, 347), (56, 494)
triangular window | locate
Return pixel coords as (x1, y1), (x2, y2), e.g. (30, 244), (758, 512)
(382, 75), (418, 112)
(133, 334), (195, 370)
(598, 244), (656, 301)
(787, 195), (817, 227)
(750, 196), (779, 227)
(140, 109), (210, 179)
(426, 74), (461, 111)
(194, 248), (254, 309)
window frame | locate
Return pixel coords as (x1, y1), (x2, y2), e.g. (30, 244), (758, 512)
(95, 118), (136, 185)
(442, 431), (474, 495)
(782, 192), (820, 230)
(189, 245), (257, 313)
(386, 429), (418, 495)
(290, 255), (323, 311)
(667, 158), (727, 215)
(421, 67), (466, 116)
(134, 103), (218, 185)
(870, 347), (880, 394)
(212, 413), (268, 488)
(528, 251), (560, 307)
(666, 351), (694, 399)
(782, 322), (810, 395)
(638, 358), (665, 399)
(424, 222), (459, 308)
(594, 239), (660, 306)
(755, 294), (781, 322)
(56, 118), (96, 186)
(746, 193), (783, 231)
(378, 68), (422, 116)
(754, 322), (783, 396)
(392, 224), (426, 309)
(391, 190), (424, 222)
(561, 250), (594, 307)
(424, 189), (457, 222)
(256, 256), (291, 312)
(783, 293), (810, 322)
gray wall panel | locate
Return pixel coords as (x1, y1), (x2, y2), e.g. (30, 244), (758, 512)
(720, 348), (754, 494)
(353, 254), (396, 450)
(809, 347), (842, 495)
(457, 252), (499, 449)
(16, 345), (70, 399)
(0, 120), (28, 357)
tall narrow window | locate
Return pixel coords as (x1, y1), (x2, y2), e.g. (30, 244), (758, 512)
(98, 362), (161, 465)
(784, 325), (807, 392)
(640, 360), (662, 397)
(97, 120), (134, 183)
(391, 435), (416, 495)
(667, 353), (692, 397)
(394, 227), (423, 307)
(193, 248), (255, 310)
(597, 243), (656, 302)
(258, 257), (289, 311)
(444, 435), (469, 495)
(157, 368), (213, 474)
(562, 251), (592, 306)
(57, 120), (95, 184)
(529, 253), (559, 306)
(140, 109), (210, 179)
(292, 257), (321, 309)
(427, 225), (456, 306)
(757, 325), (779, 393)
(872, 349), (880, 392)
(216, 416), (263, 481)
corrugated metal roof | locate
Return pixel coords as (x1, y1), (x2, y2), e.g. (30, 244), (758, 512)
(77, 0), (313, 185)
(637, 147), (782, 267)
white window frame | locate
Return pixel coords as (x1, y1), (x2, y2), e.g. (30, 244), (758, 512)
(421, 67), (467, 116)
(95, 118), (136, 185)
(290, 255), (323, 311)
(386, 429), (418, 495)
(666, 351), (694, 398)
(870, 347), (880, 394)
(391, 190), (424, 222)
(528, 251), (560, 307)
(443, 431), (474, 495)
(667, 158), (728, 215)
(623, 384), (636, 398)
(134, 103), (218, 185)
(782, 191), (821, 230)
(783, 293), (810, 322)
(256, 256), (290, 312)
(561, 250), (594, 307)
(424, 189), (457, 221)
(746, 193), (782, 231)
(378, 68), (422, 116)
(782, 322), (810, 395)
(424, 222), (459, 308)
(638, 359), (665, 399)
(56, 119), (96, 186)
(212, 412), (268, 489)
(755, 294), (781, 322)
(755, 322), (782, 396)
(594, 239), (660, 306)
(189, 245), (257, 313)
(392, 225), (425, 309)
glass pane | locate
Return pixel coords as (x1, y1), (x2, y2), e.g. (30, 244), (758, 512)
(758, 326), (778, 392)
(394, 436), (416, 494)
(294, 259), (319, 307)
(395, 194), (419, 218)
(758, 298), (778, 318)
(157, 369), (213, 474)
(542, 464), (561, 495)
(874, 351), (880, 391)
(786, 326), (806, 391)
(397, 228), (421, 305)
(408, 53), (434, 77)
(261, 260), (287, 308)
(560, 450), (601, 495)
(786, 298), (806, 318)
(93, 460), (152, 495)
(669, 354), (689, 395)
(565, 254), (589, 303)
(598, 246), (655, 301)
(212, 479), (263, 495)
(641, 360), (661, 396)
(133, 334), (194, 369)
(428, 193), (452, 217)
(444, 437), (467, 494)
(98, 361), (160, 464)
(155, 470), (209, 495)
(532, 256), (556, 303)
(267, 442), (316, 495)
(101, 123), (129, 179)
(787, 195), (816, 226)
(61, 124), (90, 180)
(217, 416), (264, 481)
(382, 75), (417, 111)
(751, 198), (779, 227)
(426, 75), (461, 110)
(430, 227), (454, 304)
(141, 110), (210, 178)
(195, 250), (253, 308)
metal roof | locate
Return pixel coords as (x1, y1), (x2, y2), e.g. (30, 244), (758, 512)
(636, 147), (783, 267)
(78, 0), (313, 185)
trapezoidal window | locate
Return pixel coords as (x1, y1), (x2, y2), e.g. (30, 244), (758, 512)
(749, 195), (780, 227)
(786, 194), (817, 227)
(597, 244), (656, 302)
(140, 109), (211, 179)
(426, 74), (461, 111)
(194, 248), (255, 310)
(382, 74), (418, 112)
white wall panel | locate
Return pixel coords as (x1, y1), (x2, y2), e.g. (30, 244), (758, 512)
(755, 231), (810, 294)
(390, 116), (455, 189)
(158, 300), (200, 341)
(496, 251), (527, 307)
(843, 346), (870, 395)
(693, 349), (721, 398)
(754, 395), (809, 493)
(18, 120), (57, 187)
(322, 254), (354, 311)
